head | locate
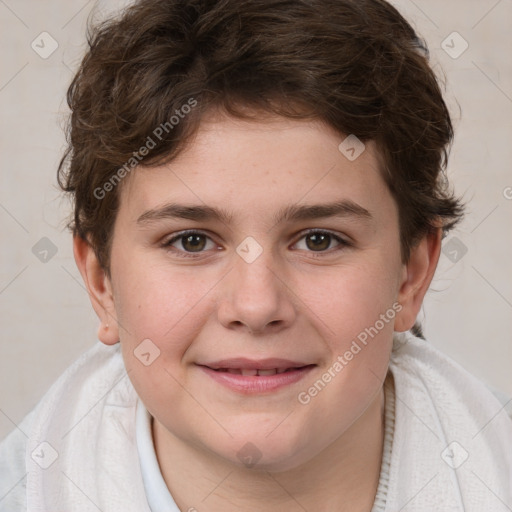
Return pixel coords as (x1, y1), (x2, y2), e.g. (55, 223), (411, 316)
(61, 0), (463, 471)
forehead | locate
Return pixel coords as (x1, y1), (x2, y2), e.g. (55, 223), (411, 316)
(119, 114), (395, 227)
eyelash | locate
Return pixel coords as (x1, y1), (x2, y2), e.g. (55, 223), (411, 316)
(161, 229), (351, 259)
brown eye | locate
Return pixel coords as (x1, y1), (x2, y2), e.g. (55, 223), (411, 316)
(293, 230), (348, 253)
(305, 232), (332, 251)
(164, 231), (216, 256)
(181, 234), (207, 252)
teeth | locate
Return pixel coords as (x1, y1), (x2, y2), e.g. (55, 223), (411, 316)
(215, 367), (299, 375)
(257, 369), (278, 376)
(240, 369), (258, 376)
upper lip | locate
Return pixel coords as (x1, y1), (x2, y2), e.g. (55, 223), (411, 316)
(198, 358), (313, 370)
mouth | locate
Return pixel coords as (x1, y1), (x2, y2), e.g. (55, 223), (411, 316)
(196, 358), (316, 394)
(209, 367), (301, 375)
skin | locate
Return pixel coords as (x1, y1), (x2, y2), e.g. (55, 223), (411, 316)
(75, 112), (441, 511)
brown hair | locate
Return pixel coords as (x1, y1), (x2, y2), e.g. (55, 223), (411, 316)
(58, 0), (463, 276)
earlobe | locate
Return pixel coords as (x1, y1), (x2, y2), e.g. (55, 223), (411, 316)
(73, 235), (120, 345)
(394, 228), (442, 332)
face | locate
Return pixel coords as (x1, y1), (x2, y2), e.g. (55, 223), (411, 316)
(100, 113), (409, 471)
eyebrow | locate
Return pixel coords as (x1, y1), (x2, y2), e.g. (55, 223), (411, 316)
(136, 200), (372, 226)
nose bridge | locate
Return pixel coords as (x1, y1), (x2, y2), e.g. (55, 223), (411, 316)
(234, 245), (282, 309)
(234, 233), (279, 287)
(236, 250), (278, 296)
(217, 241), (295, 333)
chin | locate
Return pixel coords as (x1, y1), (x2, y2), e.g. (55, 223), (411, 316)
(212, 427), (314, 473)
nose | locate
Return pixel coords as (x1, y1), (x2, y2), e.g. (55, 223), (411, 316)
(216, 249), (297, 336)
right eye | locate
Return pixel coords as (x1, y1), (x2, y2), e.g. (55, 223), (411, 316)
(162, 230), (219, 257)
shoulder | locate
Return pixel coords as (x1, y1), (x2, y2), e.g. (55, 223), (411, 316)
(391, 331), (512, 423)
(0, 409), (35, 511)
(0, 341), (125, 512)
(486, 384), (512, 422)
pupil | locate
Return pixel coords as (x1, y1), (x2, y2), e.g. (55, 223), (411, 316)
(306, 233), (330, 251)
(183, 234), (205, 252)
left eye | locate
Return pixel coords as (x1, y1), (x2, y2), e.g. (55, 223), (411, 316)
(293, 231), (348, 252)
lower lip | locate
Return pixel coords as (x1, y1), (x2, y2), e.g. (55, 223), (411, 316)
(198, 365), (315, 394)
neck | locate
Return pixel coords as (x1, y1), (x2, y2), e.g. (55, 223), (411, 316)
(152, 387), (386, 512)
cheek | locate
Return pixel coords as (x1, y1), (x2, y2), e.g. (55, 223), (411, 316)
(289, 267), (396, 461)
(289, 256), (398, 404)
(112, 258), (217, 403)
(296, 258), (401, 348)
(113, 255), (216, 345)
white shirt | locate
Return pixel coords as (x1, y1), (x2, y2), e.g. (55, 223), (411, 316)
(135, 398), (181, 511)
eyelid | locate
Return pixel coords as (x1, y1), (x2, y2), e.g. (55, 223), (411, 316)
(163, 229), (213, 241)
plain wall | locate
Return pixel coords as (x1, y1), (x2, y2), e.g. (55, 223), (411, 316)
(1, 0), (511, 442)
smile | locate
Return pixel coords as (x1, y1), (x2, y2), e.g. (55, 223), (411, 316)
(197, 362), (316, 394)
(211, 367), (298, 375)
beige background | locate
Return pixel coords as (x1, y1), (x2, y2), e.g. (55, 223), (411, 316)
(1, 0), (511, 442)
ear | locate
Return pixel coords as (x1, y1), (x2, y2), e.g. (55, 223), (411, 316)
(73, 235), (120, 345)
(394, 227), (442, 332)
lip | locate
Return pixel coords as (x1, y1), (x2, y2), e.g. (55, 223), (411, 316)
(197, 359), (316, 394)
(199, 357), (311, 371)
